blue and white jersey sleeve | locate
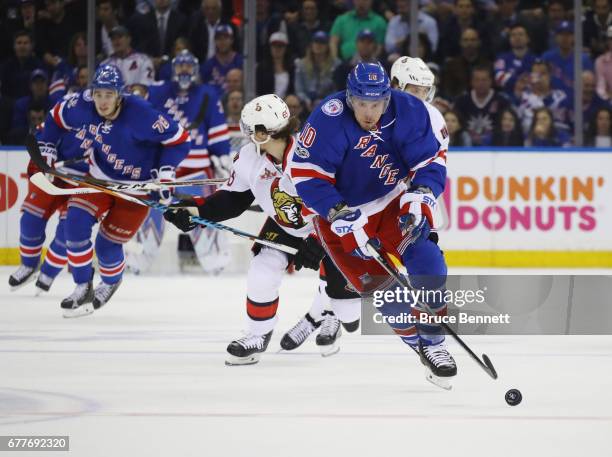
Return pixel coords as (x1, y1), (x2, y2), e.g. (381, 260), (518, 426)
(203, 86), (230, 158)
(289, 109), (346, 219)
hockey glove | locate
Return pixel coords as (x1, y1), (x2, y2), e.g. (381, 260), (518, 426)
(163, 203), (200, 233)
(398, 186), (436, 246)
(294, 235), (326, 271)
(210, 154), (233, 179)
(330, 207), (373, 260)
(151, 166), (175, 204)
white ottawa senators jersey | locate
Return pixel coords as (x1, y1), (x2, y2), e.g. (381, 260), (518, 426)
(221, 136), (313, 238)
(424, 101), (449, 152)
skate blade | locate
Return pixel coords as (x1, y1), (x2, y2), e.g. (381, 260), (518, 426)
(319, 343), (340, 357)
(425, 368), (452, 390)
(62, 303), (94, 318)
(225, 353), (261, 366)
(35, 286), (50, 297)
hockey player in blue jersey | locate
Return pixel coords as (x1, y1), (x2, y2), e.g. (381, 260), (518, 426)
(289, 62), (456, 388)
(8, 119), (89, 293)
(132, 50), (233, 274)
(36, 64), (190, 317)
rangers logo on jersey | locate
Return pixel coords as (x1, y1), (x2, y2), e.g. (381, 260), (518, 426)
(322, 98), (344, 117)
(270, 178), (305, 229)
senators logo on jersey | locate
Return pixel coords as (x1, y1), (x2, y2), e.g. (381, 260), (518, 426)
(270, 178), (305, 229)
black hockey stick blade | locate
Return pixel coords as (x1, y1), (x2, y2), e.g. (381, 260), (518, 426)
(366, 241), (498, 381)
(25, 134), (51, 172)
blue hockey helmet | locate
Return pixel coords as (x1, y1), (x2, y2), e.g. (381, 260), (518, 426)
(92, 64), (124, 93)
(346, 62), (391, 110)
(172, 50), (200, 90)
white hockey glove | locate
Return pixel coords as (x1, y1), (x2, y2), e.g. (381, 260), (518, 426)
(210, 154), (232, 179)
(330, 206), (374, 260)
(398, 186), (436, 246)
(150, 166), (175, 204)
(39, 141), (57, 168)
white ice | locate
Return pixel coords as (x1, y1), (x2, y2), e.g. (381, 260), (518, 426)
(1, 263), (611, 457)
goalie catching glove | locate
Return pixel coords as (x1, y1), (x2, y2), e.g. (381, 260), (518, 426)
(398, 185), (436, 245)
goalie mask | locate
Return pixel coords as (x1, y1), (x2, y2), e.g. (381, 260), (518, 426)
(390, 56), (436, 102)
(172, 50), (200, 90)
(240, 94), (290, 154)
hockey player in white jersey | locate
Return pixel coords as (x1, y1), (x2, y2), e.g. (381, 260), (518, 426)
(163, 95), (359, 364)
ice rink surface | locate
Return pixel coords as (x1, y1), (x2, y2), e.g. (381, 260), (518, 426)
(1, 266), (611, 457)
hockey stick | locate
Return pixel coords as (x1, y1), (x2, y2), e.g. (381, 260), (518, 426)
(30, 172), (226, 195)
(54, 156), (88, 169)
(365, 241), (498, 380)
(25, 136), (298, 255)
(187, 94), (209, 131)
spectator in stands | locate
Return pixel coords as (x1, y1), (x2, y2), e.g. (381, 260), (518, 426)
(333, 29), (379, 90)
(490, 108), (524, 146)
(7, 98), (46, 145)
(200, 24), (243, 94)
(284, 93), (308, 126)
(583, 70), (609, 137)
(517, 60), (572, 135)
(157, 36), (191, 81)
(493, 23), (537, 96)
(223, 89), (246, 152)
(188, 0), (238, 62)
(444, 109), (472, 146)
(0, 30), (43, 99)
(330, 0), (387, 61)
(595, 25), (612, 100)
(385, 0), (439, 63)
(68, 65), (89, 94)
(9, 69), (61, 143)
(49, 32), (88, 96)
(225, 68), (243, 93)
(436, 0), (486, 62)
(583, 0), (612, 58)
(255, 0), (286, 60)
(288, 0), (332, 58)
(440, 28), (489, 100)
(525, 106), (571, 147)
(294, 31), (340, 111)
(36, 0), (84, 69)
(585, 107), (611, 147)
(102, 25), (155, 85)
(542, 21), (594, 91)
(531, 0), (567, 55)
(453, 64), (511, 146)
(256, 32), (294, 98)
(4, 0), (39, 48)
(129, 0), (187, 61)
(96, 0), (121, 60)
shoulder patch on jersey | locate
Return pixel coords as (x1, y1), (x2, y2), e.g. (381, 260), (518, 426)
(322, 98), (344, 117)
(83, 89), (93, 101)
(295, 146), (310, 158)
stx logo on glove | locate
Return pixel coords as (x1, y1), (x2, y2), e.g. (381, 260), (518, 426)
(334, 224), (354, 234)
(423, 195), (436, 208)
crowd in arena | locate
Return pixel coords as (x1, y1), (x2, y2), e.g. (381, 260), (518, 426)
(0, 0), (611, 148)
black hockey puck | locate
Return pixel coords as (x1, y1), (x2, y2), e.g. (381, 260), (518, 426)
(505, 389), (522, 406)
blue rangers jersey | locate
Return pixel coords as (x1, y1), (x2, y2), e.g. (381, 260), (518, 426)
(494, 51), (537, 93)
(288, 90), (444, 220)
(147, 80), (230, 169)
(39, 90), (190, 184)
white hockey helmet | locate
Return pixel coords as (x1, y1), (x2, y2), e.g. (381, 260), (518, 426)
(240, 94), (290, 151)
(390, 56), (436, 102)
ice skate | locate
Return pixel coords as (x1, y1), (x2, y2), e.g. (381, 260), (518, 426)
(9, 265), (38, 291)
(418, 340), (457, 390)
(35, 273), (54, 295)
(316, 311), (341, 357)
(61, 281), (94, 318)
(225, 331), (273, 365)
(92, 280), (122, 309)
(280, 313), (319, 350)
